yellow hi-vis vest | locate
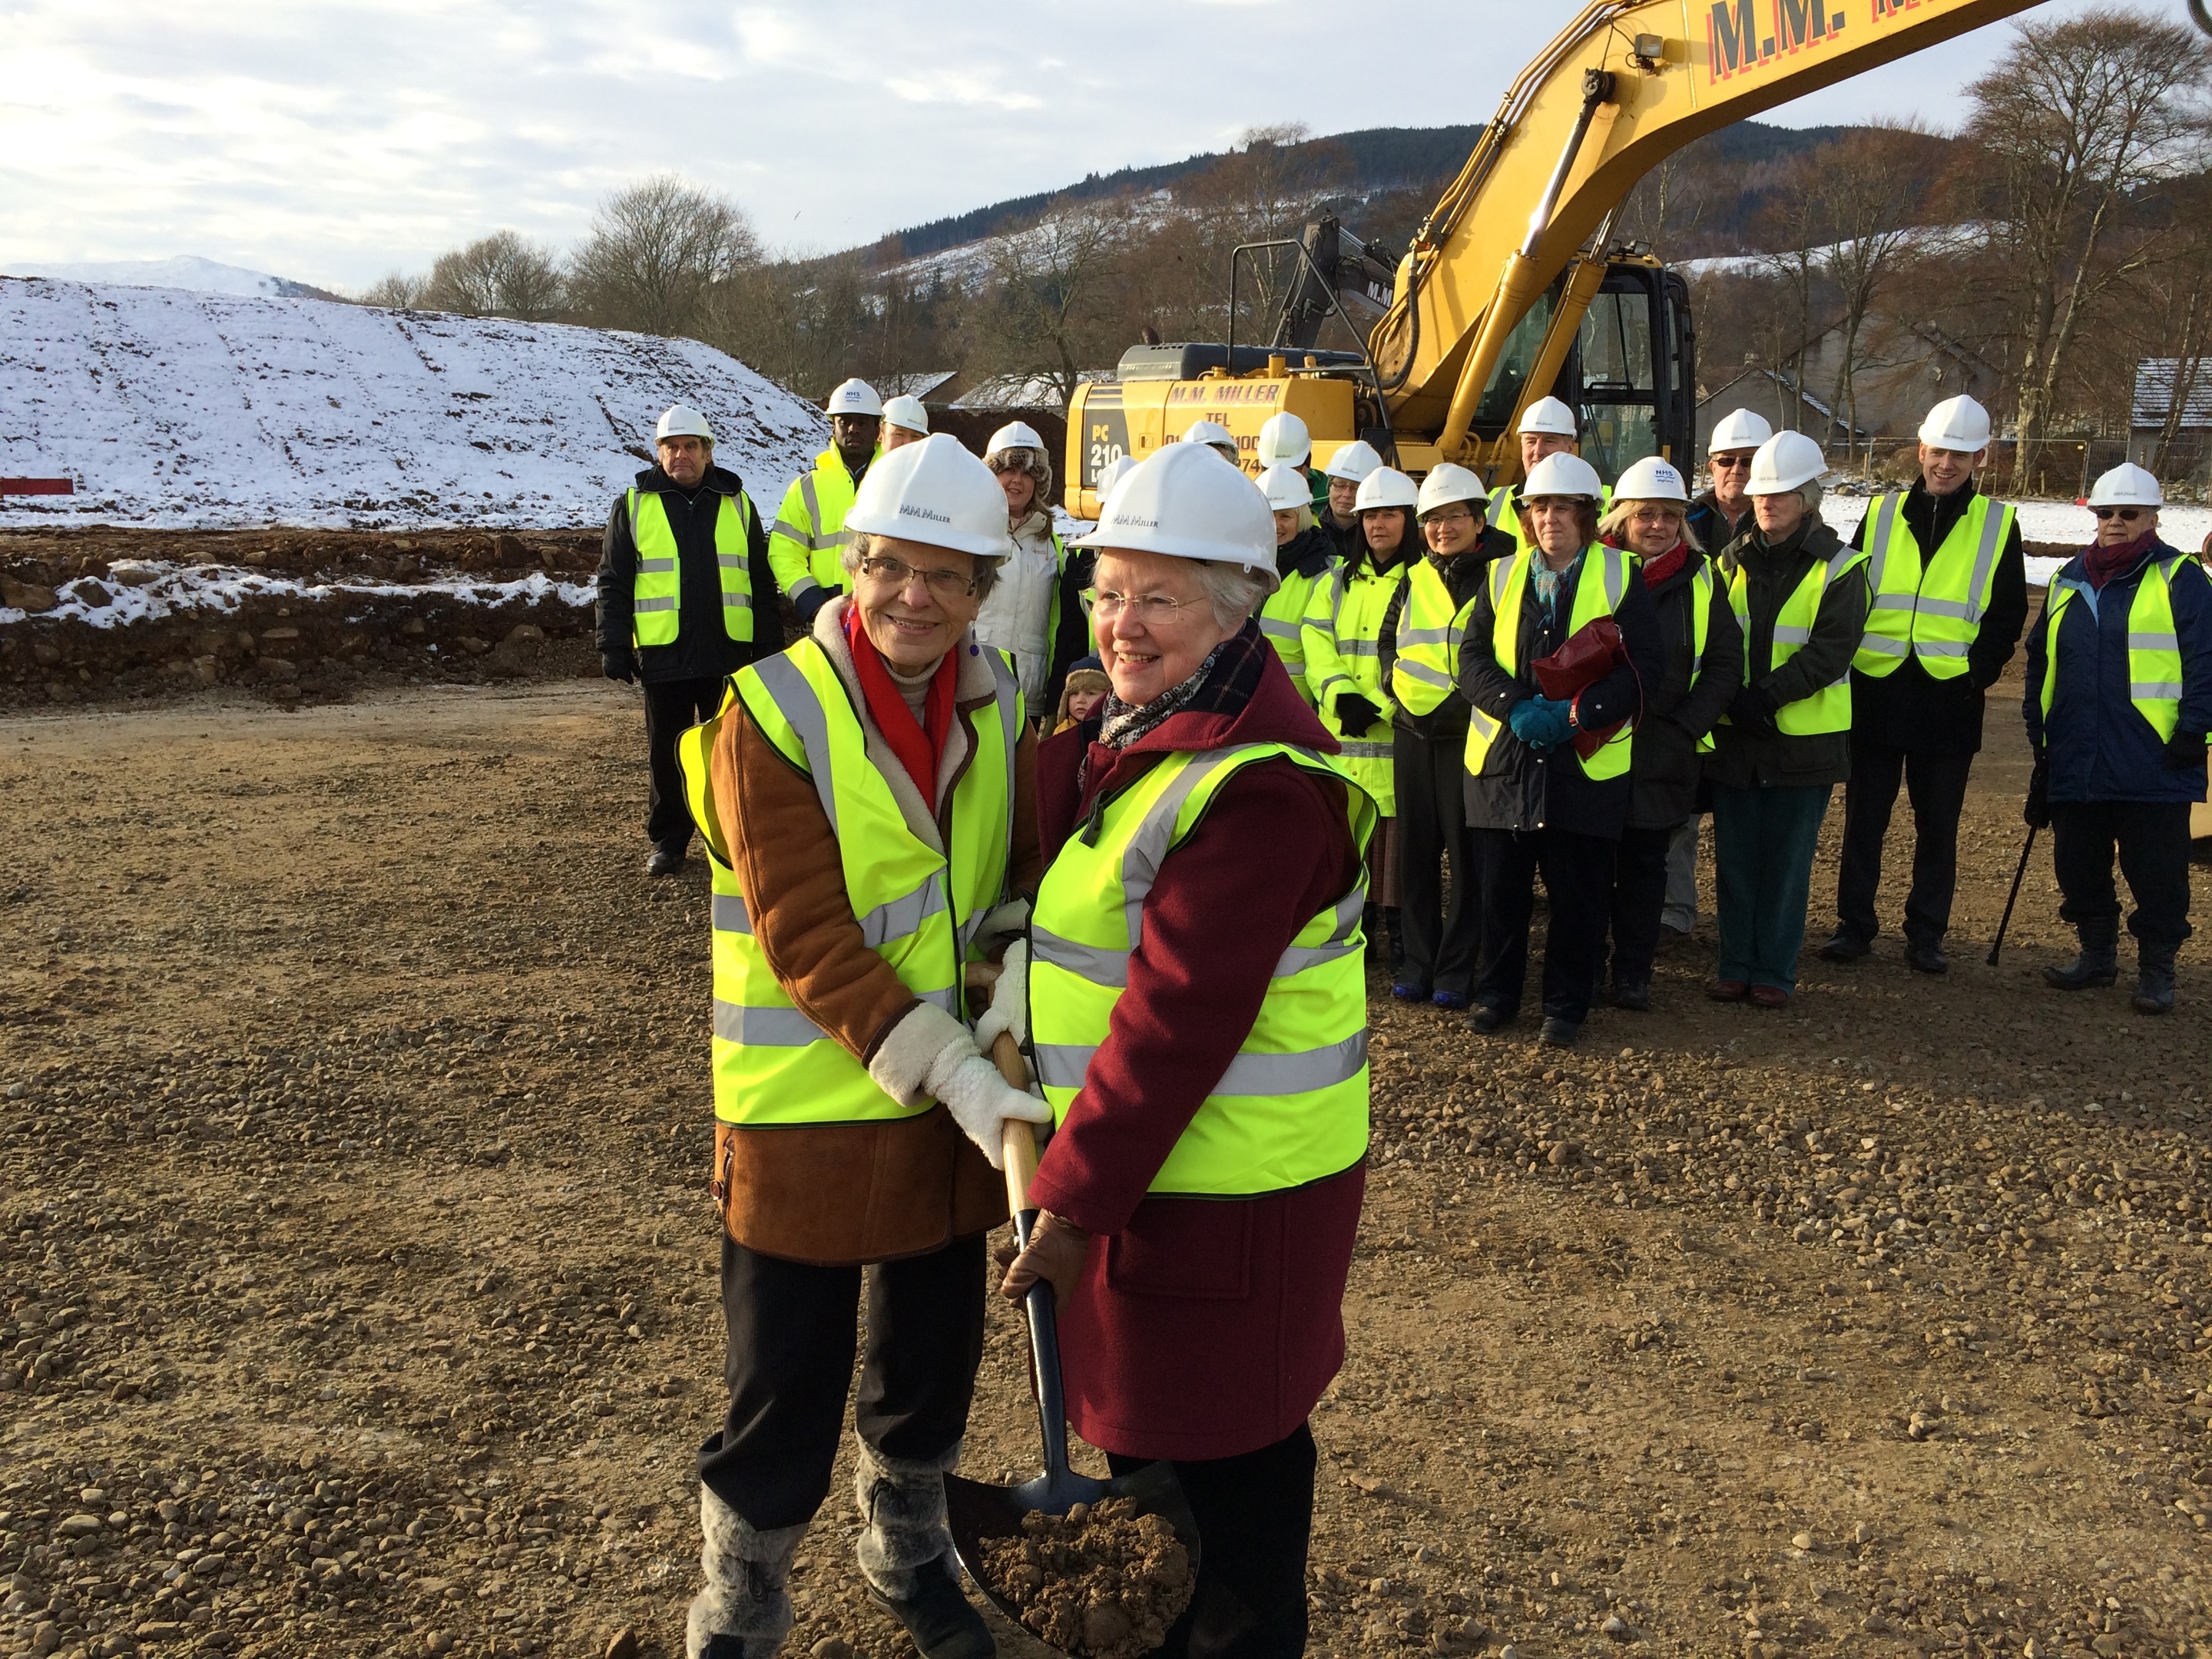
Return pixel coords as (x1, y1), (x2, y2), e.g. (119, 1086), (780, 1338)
(1389, 556), (1470, 717)
(1488, 482), (1613, 555)
(676, 638), (1022, 1128)
(1686, 557), (1719, 755)
(1853, 492), (2015, 678)
(1725, 542), (1871, 737)
(767, 447), (879, 602)
(1028, 743), (1376, 1196)
(1300, 558), (1409, 812)
(1462, 545), (1636, 780)
(2038, 557), (2187, 743)
(628, 488), (758, 649)
(1257, 565), (1329, 706)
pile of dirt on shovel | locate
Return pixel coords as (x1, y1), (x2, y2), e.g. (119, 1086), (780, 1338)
(979, 1498), (1194, 1659)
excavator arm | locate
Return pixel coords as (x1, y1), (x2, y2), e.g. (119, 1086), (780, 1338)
(1378, 0), (2048, 475)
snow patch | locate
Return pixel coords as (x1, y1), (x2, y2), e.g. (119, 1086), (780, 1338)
(0, 562), (594, 630)
(0, 257), (316, 300)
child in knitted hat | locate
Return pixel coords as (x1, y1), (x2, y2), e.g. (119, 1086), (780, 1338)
(1053, 661), (1111, 734)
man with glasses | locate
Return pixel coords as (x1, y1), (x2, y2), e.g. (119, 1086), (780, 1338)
(2027, 463), (2212, 1015)
(1820, 395), (2028, 973)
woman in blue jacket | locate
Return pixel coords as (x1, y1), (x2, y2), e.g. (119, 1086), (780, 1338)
(2025, 464), (2212, 1014)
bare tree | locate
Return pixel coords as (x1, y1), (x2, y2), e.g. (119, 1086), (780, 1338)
(975, 198), (1131, 402)
(1962, 8), (2211, 492)
(1813, 122), (1938, 472)
(707, 255), (872, 401)
(1753, 151), (1831, 432)
(356, 271), (429, 309)
(570, 175), (762, 339)
(421, 230), (565, 320)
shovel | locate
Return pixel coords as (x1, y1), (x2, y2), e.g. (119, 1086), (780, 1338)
(944, 1034), (1200, 1641)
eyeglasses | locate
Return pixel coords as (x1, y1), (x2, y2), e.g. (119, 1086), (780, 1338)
(2092, 507), (2146, 522)
(1710, 455), (1753, 472)
(1090, 590), (1201, 624)
(856, 553), (976, 596)
(1423, 506), (1479, 528)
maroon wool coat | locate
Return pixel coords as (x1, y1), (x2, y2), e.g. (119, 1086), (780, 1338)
(1027, 647), (1369, 1463)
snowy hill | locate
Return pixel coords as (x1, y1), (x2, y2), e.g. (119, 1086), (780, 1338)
(0, 277), (828, 529)
(0, 256), (327, 300)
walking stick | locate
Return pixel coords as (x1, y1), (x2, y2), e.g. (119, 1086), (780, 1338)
(1987, 825), (2038, 967)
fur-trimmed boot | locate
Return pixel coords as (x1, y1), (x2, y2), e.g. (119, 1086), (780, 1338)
(686, 1482), (808, 1659)
(853, 1439), (993, 1659)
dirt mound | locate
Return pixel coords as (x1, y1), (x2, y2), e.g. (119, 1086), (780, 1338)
(979, 1498), (1193, 1659)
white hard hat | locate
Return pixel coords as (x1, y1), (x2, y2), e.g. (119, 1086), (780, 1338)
(843, 432), (1010, 561)
(656, 404), (714, 443)
(1613, 455), (1690, 505)
(1521, 452), (1605, 500)
(1416, 462), (1487, 518)
(882, 395), (929, 435)
(1094, 454), (1136, 502)
(2088, 462), (2163, 509)
(985, 420), (1045, 456)
(1918, 394), (1992, 453)
(1354, 466), (1419, 512)
(1322, 439), (1384, 484)
(825, 379), (883, 419)
(1707, 407), (1772, 454)
(1257, 412), (1312, 469)
(1518, 396), (1578, 439)
(1746, 431), (1828, 496)
(1071, 442), (1279, 590)
(1181, 419), (1239, 456)
(1258, 464), (1313, 513)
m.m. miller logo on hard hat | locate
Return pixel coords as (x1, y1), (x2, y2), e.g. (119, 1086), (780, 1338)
(899, 503), (952, 525)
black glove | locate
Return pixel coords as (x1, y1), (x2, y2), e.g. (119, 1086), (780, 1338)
(793, 585), (842, 626)
(2164, 731), (2208, 772)
(1334, 691), (1381, 737)
(601, 649), (637, 684)
(1728, 683), (1778, 734)
(2025, 754), (2051, 830)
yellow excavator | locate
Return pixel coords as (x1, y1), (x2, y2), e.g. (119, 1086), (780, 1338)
(1066, 0), (2212, 514)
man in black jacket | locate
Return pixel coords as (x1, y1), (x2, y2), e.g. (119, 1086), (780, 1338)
(1820, 396), (2028, 972)
(595, 405), (783, 876)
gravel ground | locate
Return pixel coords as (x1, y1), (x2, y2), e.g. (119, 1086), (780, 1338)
(2, 680), (2208, 1659)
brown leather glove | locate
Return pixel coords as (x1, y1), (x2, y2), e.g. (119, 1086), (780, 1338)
(995, 1210), (1091, 1306)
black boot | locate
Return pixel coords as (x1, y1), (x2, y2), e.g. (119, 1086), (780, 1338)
(865, 1562), (993, 1659)
(2045, 922), (2120, 990)
(1386, 906), (1406, 974)
(2133, 945), (2177, 1015)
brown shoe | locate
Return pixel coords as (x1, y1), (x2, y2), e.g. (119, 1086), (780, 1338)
(1707, 979), (1748, 1002)
(1654, 924), (1690, 956)
(1747, 984), (1790, 1009)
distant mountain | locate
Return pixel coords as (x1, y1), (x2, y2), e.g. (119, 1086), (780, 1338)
(0, 255), (343, 302)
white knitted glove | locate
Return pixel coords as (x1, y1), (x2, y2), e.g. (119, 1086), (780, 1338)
(972, 939), (1029, 1053)
(924, 1039), (1051, 1172)
(974, 896), (1031, 955)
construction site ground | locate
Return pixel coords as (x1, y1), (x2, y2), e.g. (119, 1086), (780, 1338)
(5, 659), (2212, 1659)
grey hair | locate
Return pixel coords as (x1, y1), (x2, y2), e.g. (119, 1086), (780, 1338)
(984, 445), (1054, 508)
(1597, 496), (1704, 555)
(1196, 560), (1270, 630)
(843, 530), (999, 603)
(1796, 479), (1825, 517)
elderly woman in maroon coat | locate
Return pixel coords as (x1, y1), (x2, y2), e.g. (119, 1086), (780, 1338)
(1000, 444), (1370, 1659)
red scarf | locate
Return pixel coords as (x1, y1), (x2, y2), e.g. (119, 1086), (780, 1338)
(2085, 527), (2157, 591)
(843, 605), (957, 800)
(1639, 539), (1691, 590)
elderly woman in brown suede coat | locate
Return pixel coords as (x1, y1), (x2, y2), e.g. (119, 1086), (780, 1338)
(677, 434), (1048, 1659)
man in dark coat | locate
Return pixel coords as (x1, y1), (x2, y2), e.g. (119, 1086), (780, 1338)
(595, 405), (782, 876)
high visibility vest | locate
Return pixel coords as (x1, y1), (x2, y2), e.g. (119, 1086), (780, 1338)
(1389, 556), (1471, 717)
(1462, 545), (1636, 780)
(1300, 558), (1409, 812)
(1853, 492), (2015, 678)
(1028, 743), (1376, 1197)
(1258, 564), (1330, 706)
(768, 447), (878, 601)
(1685, 558), (1719, 755)
(1725, 542), (1871, 737)
(676, 639), (1022, 1128)
(2039, 556), (2187, 743)
(627, 488), (757, 649)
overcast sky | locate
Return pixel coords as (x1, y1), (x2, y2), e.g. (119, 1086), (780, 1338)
(0, 0), (2121, 293)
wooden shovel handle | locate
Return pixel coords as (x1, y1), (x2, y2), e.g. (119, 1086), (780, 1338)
(988, 1032), (1041, 1217)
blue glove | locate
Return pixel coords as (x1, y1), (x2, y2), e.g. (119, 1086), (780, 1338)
(1508, 695), (1574, 750)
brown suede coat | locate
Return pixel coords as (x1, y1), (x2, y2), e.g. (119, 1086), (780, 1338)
(703, 601), (1040, 1266)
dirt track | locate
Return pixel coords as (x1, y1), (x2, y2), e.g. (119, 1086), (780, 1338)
(4, 680), (2211, 1659)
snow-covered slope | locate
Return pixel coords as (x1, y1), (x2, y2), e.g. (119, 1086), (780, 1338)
(0, 257), (317, 299)
(0, 277), (828, 529)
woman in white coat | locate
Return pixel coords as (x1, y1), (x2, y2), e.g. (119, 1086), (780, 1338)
(974, 420), (1071, 715)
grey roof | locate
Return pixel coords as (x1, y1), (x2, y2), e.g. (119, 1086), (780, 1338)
(2133, 359), (2212, 430)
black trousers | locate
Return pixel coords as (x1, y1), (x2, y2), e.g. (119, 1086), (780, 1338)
(1108, 1423), (1316, 1659)
(2051, 800), (2196, 955)
(1392, 727), (1480, 996)
(1473, 826), (1618, 1023)
(1607, 822), (1684, 986)
(643, 676), (725, 851)
(1835, 741), (1975, 945)
(697, 1233), (987, 1530)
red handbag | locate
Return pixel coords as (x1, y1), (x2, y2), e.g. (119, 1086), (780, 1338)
(1533, 617), (1632, 760)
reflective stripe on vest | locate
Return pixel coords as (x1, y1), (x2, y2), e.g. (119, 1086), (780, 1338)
(628, 488), (757, 648)
(1028, 743), (1375, 1197)
(676, 637), (1021, 1128)
(1688, 558), (1718, 754)
(1259, 565), (1326, 706)
(767, 448), (873, 599)
(1391, 557), (1469, 716)
(1726, 542), (1870, 737)
(1300, 560), (1406, 803)
(1462, 545), (1635, 780)
(1853, 492), (2014, 678)
(2038, 558), (2186, 744)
